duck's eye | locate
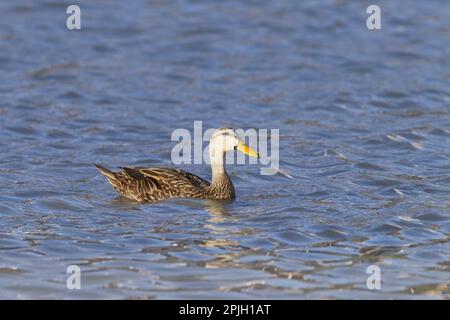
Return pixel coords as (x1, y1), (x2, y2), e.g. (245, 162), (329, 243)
(223, 132), (230, 136)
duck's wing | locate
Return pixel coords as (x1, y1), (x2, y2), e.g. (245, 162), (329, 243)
(96, 164), (211, 201)
(137, 167), (210, 189)
(119, 167), (210, 200)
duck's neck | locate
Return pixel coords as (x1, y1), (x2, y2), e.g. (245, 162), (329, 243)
(208, 144), (235, 199)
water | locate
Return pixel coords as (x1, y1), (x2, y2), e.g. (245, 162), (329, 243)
(1, 0), (450, 299)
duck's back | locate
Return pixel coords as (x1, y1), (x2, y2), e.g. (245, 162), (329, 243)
(96, 165), (210, 202)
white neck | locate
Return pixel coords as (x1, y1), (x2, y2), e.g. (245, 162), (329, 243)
(209, 139), (226, 181)
(206, 134), (236, 199)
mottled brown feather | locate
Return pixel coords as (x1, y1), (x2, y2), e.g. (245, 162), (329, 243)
(95, 164), (235, 202)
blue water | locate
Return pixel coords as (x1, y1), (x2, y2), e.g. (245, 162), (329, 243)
(0, 0), (449, 299)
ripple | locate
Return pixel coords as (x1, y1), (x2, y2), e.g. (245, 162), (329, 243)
(273, 230), (315, 245)
(30, 63), (80, 79)
(417, 213), (448, 222)
(316, 228), (348, 241)
(354, 162), (386, 171)
(370, 223), (403, 233)
(1, 0), (450, 300)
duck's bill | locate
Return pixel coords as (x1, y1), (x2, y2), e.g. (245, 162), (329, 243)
(236, 141), (260, 158)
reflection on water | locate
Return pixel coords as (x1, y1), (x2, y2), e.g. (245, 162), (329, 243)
(0, 0), (450, 299)
(203, 200), (233, 219)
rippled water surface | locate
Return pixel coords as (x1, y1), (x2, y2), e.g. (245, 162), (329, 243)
(1, 0), (450, 299)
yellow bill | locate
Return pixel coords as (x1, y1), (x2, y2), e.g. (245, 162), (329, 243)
(236, 141), (260, 158)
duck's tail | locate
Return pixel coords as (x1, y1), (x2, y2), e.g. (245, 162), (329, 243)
(95, 164), (117, 180)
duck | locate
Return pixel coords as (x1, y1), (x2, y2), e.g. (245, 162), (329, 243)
(95, 128), (259, 202)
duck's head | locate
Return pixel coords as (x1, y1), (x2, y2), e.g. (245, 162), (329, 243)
(210, 128), (259, 158)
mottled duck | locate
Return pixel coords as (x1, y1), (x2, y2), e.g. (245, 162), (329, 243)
(95, 128), (259, 202)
